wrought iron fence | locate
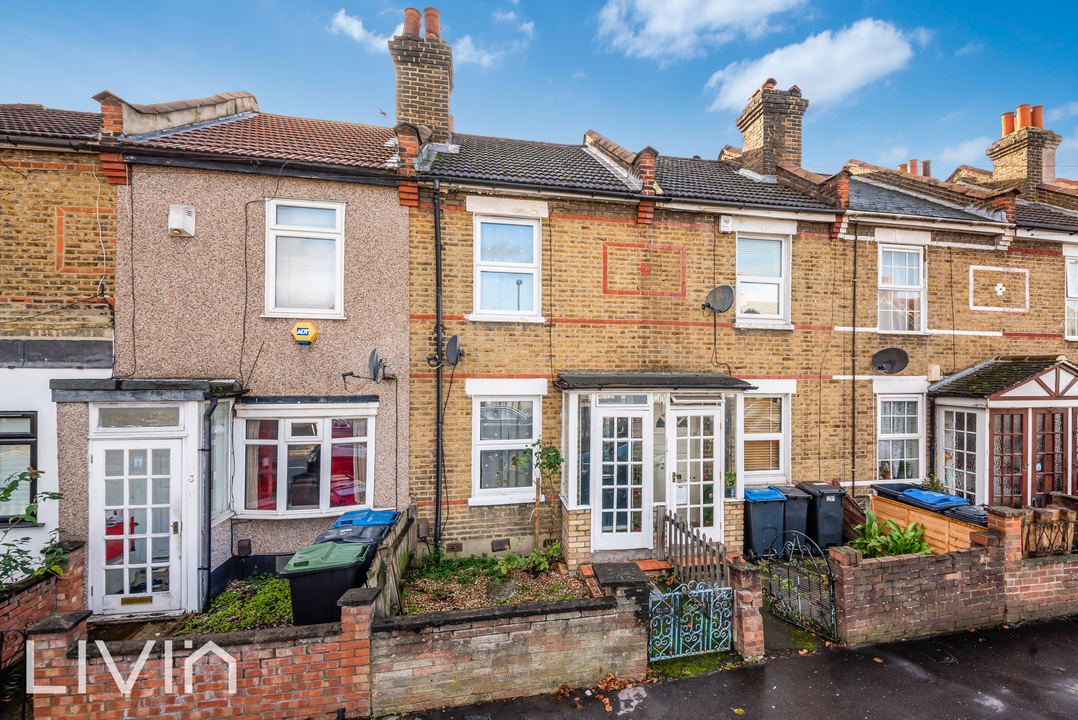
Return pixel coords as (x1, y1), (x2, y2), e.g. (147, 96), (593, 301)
(1023, 519), (1078, 557)
(0, 628), (29, 719)
(649, 581), (734, 660)
(760, 532), (837, 641)
(655, 506), (729, 587)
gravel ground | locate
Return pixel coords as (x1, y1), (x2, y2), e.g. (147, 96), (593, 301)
(403, 569), (587, 614)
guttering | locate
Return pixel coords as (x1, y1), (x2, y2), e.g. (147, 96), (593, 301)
(433, 179), (446, 548)
(845, 210), (1012, 235)
(0, 135), (97, 152)
(121, 151), (400, 186)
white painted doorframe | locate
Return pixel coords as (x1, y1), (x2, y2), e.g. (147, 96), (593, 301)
(666, 405), (724, 542)
(590, 406), (653, 551)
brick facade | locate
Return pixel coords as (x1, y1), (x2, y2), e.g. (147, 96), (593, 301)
(388, 24), (453, 143)
(735, 85), (809, 175)
(0, 147), (114, 337)
(0, 542), (84, 665)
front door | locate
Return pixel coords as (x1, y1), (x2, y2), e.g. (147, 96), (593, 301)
(89, 440), (183, 614)
(667, 408), (723, 541)
(591, 408), (652, 550)
(1033, 408), (1066, 508)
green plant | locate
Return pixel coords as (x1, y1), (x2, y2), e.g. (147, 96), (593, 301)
(510, 437), (564, 549)
(922, 474), (946, 493)
(850, 510), (932, 558)
(724, 471), (736, 488)
(176, 574), (292, 634)
(1, 469), (68, 591)
(489, 551), (519, 578)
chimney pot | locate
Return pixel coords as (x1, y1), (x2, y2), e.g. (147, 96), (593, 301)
(403, 7), (421, 36)
(1001, 111), (1015, 137)
(423, 6), (441, 39)
(1016, 103), (1031, 130)
(762, 78), (777, 89)
(909, 159), (918, 176)
(899, 163), (908, 173)
(1031, 104), (1044, 129)
(921, 160), (932, 178)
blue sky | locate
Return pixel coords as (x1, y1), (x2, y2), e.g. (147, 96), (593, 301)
(4, 0), (1078, 179)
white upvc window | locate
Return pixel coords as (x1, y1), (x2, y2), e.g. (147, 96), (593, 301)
(735, 235), (791, 326)
(208, 401), (231, 521)
(941, 408), (977, 501)
(878, 245), (926, 333)
(741, 395), (789, 485)
(470, 396), (539, 504)
(235, 404), (376, 516)
(1066, 260), (1078, 340)
(469, 215), (542, 322)
(876, 395), (924, 482)
(264, 199), (346, 318)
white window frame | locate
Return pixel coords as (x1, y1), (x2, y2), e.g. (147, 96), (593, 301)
(878, 245), (927, 334)
(875, 394), (926, 483)
(467, 214), (544, 323)
(91, 404), (184, 435)
(232, 403), (377, 518)
(1066, 259), (1078, 341)
(739, 393), (791, 486)
(734, 233), (792, 328)
(465, 378), (547, 505)
(263, 198), (346, 319)
(208, 400), (233, 523)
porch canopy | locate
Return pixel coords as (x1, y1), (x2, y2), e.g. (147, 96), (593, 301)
(554, 372), (757, 392)
(929, 355), (1078, 508)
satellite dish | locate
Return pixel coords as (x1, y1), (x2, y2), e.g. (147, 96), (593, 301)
(445, 335), (462, 366)
(368, 348), (381, 382)
(703, 285), (734, 313)
(872, 347), (909, 374)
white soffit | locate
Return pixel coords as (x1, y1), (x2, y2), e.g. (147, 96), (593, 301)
(466, 195), (549, 218)
(875, 227), (931, 245)
(873, 376), (929, 395)
(465, 378), (549, 397)
(732, 216), (796, 236)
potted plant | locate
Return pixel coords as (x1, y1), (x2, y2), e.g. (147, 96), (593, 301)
(724, 471), (737, 498)
(879, 461), (892, 480)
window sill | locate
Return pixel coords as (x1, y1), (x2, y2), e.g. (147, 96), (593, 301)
(877, 329), (926, 336)
(468, 493), (543, 507)
(465, 313), (546, 324)
(734, 321), (794, 331)
(230, 507), (368, 520)
(0, 520), (44, 529)
(260, 312), (347, 321)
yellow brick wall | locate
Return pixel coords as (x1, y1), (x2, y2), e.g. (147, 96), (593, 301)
(408, 188), (1075, 558)
(0, 148), (114, 337)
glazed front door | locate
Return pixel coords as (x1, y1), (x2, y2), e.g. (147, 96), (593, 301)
(89, 440), (183, 614)
(591, 408), (652, 550)
(667, 408), (723, 542)
(989, 411), (1026, 508)
(1033, 409), (1066, 508)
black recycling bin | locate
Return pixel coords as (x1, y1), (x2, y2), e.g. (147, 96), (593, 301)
(774, 484), (811, 539)
(280, 542), (375, 625)
(943, 504), (988, 527)
(871, 483), (968, 513)
(316, 523), (392, 546)
(743, 486), (786, 560)
(796, 481), (847, 549)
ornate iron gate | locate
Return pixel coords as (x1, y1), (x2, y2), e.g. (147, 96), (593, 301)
(1, 628), (29, 719)
(648, 581), (734, 661)
(760, 532), (836, 641)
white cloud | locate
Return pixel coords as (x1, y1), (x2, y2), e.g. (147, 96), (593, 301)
(955, 41), (983, 56)
(877, 145), (909, 165)
(596, 0), (806, 62)
(494, 9), (518, 21)
(705, 19), (915, 111)
(519, 21), (535, 37)
(573, 69), (586, 79)
(1047, 102), (1078, 123)
(455, 36), (503, 67)
(330, 9), (400, 52)
(937, 136), (993, 167)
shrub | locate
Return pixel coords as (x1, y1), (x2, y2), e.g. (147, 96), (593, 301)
(1, 469), (67, 591)
(850, 510), (932, 558)
(176, 574), (292, 635)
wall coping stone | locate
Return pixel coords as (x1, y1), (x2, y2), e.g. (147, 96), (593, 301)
(372, 595), (619, 634)
(987, 506), (1025, 518)
(591, 562), (649, 588)
(339, 586), (382, 607)
(28, 609), (91, 635)
(1021, 553), (1078, 568)
(68, 621), (343, 660)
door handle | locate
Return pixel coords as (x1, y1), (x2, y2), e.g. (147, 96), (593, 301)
(673, 472), (683, 482)
(172, 521), (180, 535)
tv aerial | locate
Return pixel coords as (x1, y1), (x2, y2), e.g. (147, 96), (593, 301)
(427, 334), (465, 368)
(702, 285), (734, 313)
(871, 347), (909, 374)
(342, 348), (396, 384)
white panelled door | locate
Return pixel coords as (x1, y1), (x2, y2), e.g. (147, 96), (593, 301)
(591, 408), (652, 550)
(89, 440), (183, 614)
(667, 408), (724, 542)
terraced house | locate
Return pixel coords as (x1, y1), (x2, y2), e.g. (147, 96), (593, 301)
(388, 10), (1078, 567)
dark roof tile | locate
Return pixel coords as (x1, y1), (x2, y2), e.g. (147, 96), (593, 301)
(1015, 202), (1078, 233)
(0, 104), (101, 140)
(655, 156), (834, 210)
(849, 178), (995, 221)
(929, 356), (1068, 398)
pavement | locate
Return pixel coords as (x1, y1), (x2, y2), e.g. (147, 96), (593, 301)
(394, 615), (1078, 720)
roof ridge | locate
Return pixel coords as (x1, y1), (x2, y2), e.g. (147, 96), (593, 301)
(258, 113), (393, 132)
(846, 159), (996, 199)
(455, 132), (583, 148)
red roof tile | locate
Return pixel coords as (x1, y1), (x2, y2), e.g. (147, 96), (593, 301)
(0, 104), (101, 140)
(128, 113), (395, 169)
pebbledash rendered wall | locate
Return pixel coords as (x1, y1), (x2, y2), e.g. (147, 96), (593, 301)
(830, 506), (1078, 646)
(407, 185), (1076, 558)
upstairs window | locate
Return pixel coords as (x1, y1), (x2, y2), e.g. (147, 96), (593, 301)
(878, 246), (925, 332)
(471, 216), (542, 321)
(736, 236), (790, 325)
(265, 199), (345, 318)
(1066, 260), (1078, 340)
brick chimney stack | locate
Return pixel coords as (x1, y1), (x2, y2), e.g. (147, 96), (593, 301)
(735, 79), (809, 175)
(389, 6), (454, 143)
(987, 102), (1062, 193)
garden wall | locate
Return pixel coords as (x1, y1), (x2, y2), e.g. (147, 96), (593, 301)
(0, 541), (84, 665)
(368, 565), (651, 715)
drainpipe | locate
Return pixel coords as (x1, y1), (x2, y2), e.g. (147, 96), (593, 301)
(200, 389), (247, 612)
(850, 223), (858, 493)
(433, 180), (445, 547)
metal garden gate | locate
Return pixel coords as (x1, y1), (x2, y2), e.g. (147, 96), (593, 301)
(648, 582), (734, 661)
(0, 628), (29, 720)
(760, 532), (836, 641)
